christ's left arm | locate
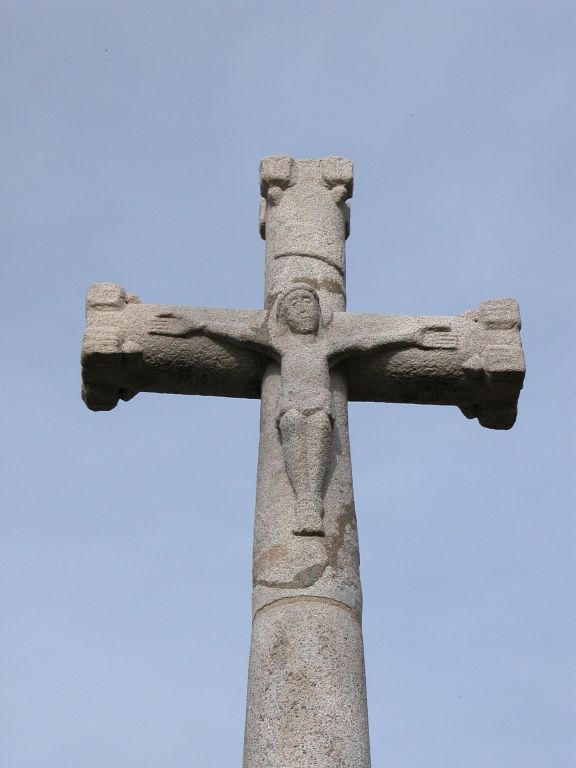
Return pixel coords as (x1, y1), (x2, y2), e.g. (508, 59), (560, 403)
(328, 315), (458, 363)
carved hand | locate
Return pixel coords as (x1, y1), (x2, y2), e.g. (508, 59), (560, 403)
(149, 312), (206, 338)
(418, 325), (459, 350)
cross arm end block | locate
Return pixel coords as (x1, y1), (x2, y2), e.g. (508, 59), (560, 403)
(81, 283), (142, 411)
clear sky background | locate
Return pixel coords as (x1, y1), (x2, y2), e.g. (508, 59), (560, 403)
(2, 2), (575, 766)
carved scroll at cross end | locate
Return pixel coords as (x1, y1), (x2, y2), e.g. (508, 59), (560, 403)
(81, 283), (142, 411)
(459, 298), (526, 430)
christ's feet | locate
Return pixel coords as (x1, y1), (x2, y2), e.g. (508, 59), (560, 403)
(293, 494), (325, 537)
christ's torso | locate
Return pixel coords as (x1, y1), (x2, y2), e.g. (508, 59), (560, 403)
(276, 335), (332, 419)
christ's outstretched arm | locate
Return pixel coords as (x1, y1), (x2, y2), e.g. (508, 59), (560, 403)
(328, 317), (458, 363)
(149, 312), (274, 356)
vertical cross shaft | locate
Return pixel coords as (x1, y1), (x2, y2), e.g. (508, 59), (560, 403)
(243, 158), (370, 767)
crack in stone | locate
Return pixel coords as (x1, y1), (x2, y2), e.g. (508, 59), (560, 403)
(253, 595), (361, 622)
(274, 252), (345, 275)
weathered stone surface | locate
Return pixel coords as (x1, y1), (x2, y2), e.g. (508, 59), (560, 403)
(81, 157), (525, 767)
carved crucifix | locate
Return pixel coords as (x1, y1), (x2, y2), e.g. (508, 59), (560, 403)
(81, 156), (525, 768)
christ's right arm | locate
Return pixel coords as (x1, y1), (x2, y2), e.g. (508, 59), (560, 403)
(149, 312), (275, 356)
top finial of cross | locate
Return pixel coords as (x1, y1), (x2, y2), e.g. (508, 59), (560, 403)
(259, 156), (353, 199)
(259, 157), (354, 308)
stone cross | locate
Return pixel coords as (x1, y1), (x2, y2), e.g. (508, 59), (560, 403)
(81, 156), (525, 768)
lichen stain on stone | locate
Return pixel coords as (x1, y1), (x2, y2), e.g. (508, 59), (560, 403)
(253, 539), (329, 589)
(257, 563), (328, 590)
(253, 505), (357, 590)
(323, 503), (357, 573)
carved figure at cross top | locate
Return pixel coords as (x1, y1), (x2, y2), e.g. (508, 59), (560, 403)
(149, 282), (457, 535)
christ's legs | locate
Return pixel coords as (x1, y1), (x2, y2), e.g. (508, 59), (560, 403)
(306, 408), (332, 502)
(278, 408), (308, 499)
(278, 408), (332, 536)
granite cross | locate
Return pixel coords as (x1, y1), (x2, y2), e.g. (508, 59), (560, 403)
(81, 156), (525, 768)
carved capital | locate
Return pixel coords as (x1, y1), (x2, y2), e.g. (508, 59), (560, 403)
(319, 157), (353, 198)
(259, 156), (295, 195)
(261, 158), (353, 307)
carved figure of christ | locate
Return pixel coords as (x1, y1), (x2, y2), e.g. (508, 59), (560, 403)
(150, 283), (457, 536)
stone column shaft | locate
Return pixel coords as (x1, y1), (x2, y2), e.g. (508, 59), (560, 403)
(243, 157), (371, 767)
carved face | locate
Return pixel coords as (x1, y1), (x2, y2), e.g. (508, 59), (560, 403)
(280, 289), (321, 334)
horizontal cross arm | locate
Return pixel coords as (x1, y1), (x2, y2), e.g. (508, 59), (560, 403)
(338, 300), (525, 429)
(81, 283), (269, 411)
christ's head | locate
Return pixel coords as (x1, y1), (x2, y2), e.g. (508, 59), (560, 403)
(278, 286), (321, 334)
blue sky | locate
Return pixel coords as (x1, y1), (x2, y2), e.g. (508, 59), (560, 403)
(2, 2), (575, 766)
